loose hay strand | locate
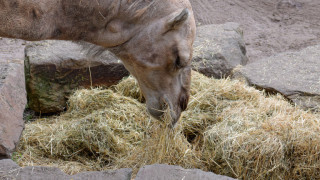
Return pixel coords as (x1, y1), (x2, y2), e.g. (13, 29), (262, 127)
(17, 71), (320, 179)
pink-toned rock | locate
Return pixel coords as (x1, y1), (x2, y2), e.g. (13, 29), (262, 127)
(0, 38), (26, 158)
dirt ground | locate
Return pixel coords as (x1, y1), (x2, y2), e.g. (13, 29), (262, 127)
(190, 0), (320, 62)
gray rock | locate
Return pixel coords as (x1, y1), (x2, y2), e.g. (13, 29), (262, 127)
(135, 164), (234, 180)
(0, 38), (26, 158)
(192, 22), (248, 78)
(236, 44), (320, 111)
(0, 158), (20, 172)
(0, 159), (132, 180)
(25, 40), (129, 113)
(71, 168), (132, 180)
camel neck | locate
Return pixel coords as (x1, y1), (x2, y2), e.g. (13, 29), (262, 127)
(0, 0), (122, 43)
(0, 0), (182, 48)
(0, 0), (60, 40)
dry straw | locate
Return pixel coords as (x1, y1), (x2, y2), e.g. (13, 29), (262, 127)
(17, 71), (320, 179)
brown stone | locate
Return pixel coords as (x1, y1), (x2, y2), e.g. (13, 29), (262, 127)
(25, 40), (129, 113)
(0, 38), (26, 158)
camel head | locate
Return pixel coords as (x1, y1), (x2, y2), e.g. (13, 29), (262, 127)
(114, 8), (196, 126)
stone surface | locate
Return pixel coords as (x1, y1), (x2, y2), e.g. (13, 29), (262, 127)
(236, 44), (320, 111)
(71, 168), (132, 180)
(0, 159), (20, 172)
(0, 159), (132, 180)
(135, 164), (234, 180)
(0, 38), (26, 158)
(25, 40), (129, 113)
(192, 22), (248, 78)
(1, 160), (235, 180)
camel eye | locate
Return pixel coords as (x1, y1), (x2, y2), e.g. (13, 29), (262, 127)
(175, 54), (182, 69)
(173, 46), (184, 69)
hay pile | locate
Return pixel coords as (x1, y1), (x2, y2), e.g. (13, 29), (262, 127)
(17, 71), (320, 179)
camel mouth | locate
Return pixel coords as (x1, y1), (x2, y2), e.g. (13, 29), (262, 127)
(147, 96), (182, 127)
(147, 97), (168, 120)
(147, 107), (165, 120)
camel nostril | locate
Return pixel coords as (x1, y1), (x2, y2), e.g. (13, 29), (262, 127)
(179, 94), (189, 111)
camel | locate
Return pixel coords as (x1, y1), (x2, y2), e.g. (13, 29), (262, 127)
(0, 0), (196, 126)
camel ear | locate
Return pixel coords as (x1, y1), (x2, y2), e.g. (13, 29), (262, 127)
(166, 8), (189, 30)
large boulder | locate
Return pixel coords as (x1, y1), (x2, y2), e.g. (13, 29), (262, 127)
(25, 41), (129, 113)
(0, 159), (132, 180)
(135, 164), (234, 180)
(236, 44), (320, 111)
(0, 38), (26, 158)
(192, 22), (248, 78)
